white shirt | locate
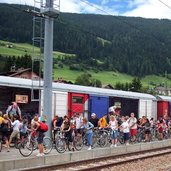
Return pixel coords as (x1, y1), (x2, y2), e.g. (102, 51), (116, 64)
(75, 117), (82, 129)
(121, 121), (130, 133)
(109, 120), (118, 130)
(11, 120), (20, 131)
(128, 117), (137, 129)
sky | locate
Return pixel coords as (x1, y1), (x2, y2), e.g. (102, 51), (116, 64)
(0, 0), (171, 19)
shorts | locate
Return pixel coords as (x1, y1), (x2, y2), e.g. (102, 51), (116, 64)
(111, 130), (118, 139)
(65, 131), (73, 142)
(130, 129), (137, 136)
(124, 132), (130, 141)
(158, 127), (163, 133)
(10, 130), (20, 139)
(37, 131), (45, 144)
(1, 130), (11, 141)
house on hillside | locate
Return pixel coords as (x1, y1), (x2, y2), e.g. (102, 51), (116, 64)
(54, 77), (73, 84)
(154, 86), (171, 96)
(0, 68), (41, 80)
(102, 84), (114, 89)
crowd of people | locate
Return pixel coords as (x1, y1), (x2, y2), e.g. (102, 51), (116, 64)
(0, 102), (47, 156)
(0, 102), (171, 155)
(52, 109), (171, 150)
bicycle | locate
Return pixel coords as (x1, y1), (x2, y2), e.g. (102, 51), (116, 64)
(117, 130), (125, 144)
(55, 132), (73, 153)
(19, 130), (53, 157)
(55, 129), (83, 153)
(73, 131), (83, 151)
(83, 128), (108, 148)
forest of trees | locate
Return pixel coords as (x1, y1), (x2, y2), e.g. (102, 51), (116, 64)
(1, 3), (171, 77)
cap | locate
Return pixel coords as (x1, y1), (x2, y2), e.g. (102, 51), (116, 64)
(91, 113), (96, 117)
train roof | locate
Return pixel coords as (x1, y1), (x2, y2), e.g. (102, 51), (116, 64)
(156, 95), (171, 101)
(0, 76), (156, 100)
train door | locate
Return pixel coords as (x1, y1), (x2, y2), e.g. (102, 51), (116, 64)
(89, 95), (109, 119)
(68, 93), (88, 118)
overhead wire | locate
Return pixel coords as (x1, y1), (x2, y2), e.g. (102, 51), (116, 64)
(158, 0), (171, 10)
(78, 0), (169, 46)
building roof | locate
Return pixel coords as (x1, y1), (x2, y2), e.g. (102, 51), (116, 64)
(155, 86), (171, 91)
(0, 68), (32, 76)
(102, 84), (114, 89)
(0, 76), (156, 100)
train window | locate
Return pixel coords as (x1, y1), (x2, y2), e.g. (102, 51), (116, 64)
(72, 96), (83, 104)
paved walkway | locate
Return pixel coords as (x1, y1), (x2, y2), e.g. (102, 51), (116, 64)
(0, 144), (99, 161)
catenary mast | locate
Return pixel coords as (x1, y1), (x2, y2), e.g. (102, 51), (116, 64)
(41, 0), (60, 137)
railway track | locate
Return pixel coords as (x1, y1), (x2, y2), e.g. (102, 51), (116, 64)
(21, 147), (171, 171)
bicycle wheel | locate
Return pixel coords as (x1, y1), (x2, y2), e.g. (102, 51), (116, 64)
(55, 138), (67, 153)
(137, 133), (143, 142)
(74, 135), (83, 151)
(92, 133), (98, 148)
(19, 139), (33, 157)
(98, 132), (108, 147)
(43, 137), (53, 154)
(118, 133), (124, 144)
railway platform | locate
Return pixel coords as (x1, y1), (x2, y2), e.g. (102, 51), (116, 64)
(0, 139), (171, 171)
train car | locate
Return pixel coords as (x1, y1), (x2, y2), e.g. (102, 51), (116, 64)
(51, 82), (157, 119)
(0, 76), (157, 120)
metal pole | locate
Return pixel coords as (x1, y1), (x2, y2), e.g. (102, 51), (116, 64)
(43, 0), (54, 137)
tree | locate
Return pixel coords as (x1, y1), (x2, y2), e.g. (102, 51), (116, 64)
(75, 73), (92, 86)
(91, 78), (102, 88)
(115, 82), (125, 90)
(75, 73), (102, 87)
(130, 77), (142, 92)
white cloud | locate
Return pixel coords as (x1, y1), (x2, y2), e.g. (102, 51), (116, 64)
(123, 0), (171, 19)
(1, 0), (171, 19)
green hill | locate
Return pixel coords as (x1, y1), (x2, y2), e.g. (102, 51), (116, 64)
(1, 40), (171, 88)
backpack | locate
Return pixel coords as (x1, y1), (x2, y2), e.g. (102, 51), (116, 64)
(38, 122), (48, 132)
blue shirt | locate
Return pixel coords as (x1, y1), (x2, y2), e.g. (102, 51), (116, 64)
(82, 122), (94, 134)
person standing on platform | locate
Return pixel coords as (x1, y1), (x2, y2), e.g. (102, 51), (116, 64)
(109, 115), (118, 147)
(53, 115), (63, 141)
(99, 114), (108, 129)
(120, 116), (130, 145)
(75, 113), (83, 135)
(8, 115), (20, 151)
(89, 113), (99, 128)
(1, 114), (11, 152)
(33, 114), (47, 157)
(6, 102), (22, 121)
(82, 118), (94, 150)
(128, 113), (137, 142)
